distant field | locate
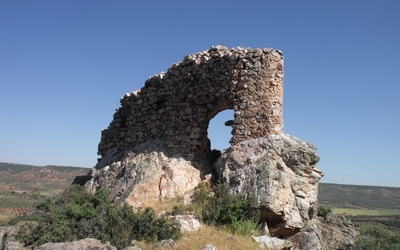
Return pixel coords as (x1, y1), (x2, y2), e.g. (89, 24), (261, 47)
(331, 208), (400, 216)
(0, 162), (90, 225)
(0, 162), (89, 193)
(319, 183), (400, 211)
(0, 190), (40, 224)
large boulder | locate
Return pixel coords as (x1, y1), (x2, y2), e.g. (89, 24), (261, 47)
(252, 235), (292, 249)
(0, 226), (29, 250)
(84, 140), (203, 208)
(215, 133), (323, 239)
(287, 219), (323, 250)
(318, 213), (358, 250)
(170, 215), (202, 232)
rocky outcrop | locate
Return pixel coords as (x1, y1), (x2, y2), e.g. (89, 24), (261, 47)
(287, 213), (358, 250)
(287, 220), (323, 250)
(319, 213), (358, 250)
(216, 133), (358, 250)
(215, 134), (323, 238)
(252, 235), (292, 249)
(0, 226), (28, 250)
(84, 140), (203, 207)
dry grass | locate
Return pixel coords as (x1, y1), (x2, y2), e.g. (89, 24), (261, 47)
(136, 225), (261, 250)
(150, 197), (182, 214)
(137, 192), (262, 250)
(0, 214), (12, 225)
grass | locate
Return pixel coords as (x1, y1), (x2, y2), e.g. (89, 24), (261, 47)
(135, 225), (262, 250)
(151, 196), (184, 214)
(0, 214), (12, 225)
(134, 192), (263, 250)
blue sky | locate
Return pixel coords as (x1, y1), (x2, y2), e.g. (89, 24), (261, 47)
(1, 1), (399, 187)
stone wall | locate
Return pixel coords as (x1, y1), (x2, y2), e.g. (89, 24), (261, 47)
(98, 46), (284, 162)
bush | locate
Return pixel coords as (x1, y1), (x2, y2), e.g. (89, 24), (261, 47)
(192, 182), (260, 235)
(317, 205), (332, 218)
(16, 185), (181, 249)
(352, 224), (400, 250)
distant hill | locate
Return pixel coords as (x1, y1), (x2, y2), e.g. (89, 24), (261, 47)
(0, 162), (40, 173)
(318, 183), (400, 211)
(0, 162), (90, 195)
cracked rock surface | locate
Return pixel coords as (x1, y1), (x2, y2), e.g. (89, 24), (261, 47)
(215, 133), (323, 239)
(84, 140), (203, 208)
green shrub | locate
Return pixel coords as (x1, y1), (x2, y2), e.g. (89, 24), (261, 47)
(191, 182), (260, 235)
(230, 218), (261, 236)
(16, 185), (181, 249)
(190, 182), (211, 220)
(352, 224), (400, 250)
(317, 205), (332, 218)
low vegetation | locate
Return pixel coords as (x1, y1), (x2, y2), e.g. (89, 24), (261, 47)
(0, 162), (90, 225)
(174, 182), (261, 236)
(0, 190), (39, 224)
(350, 215), (400, 230)
(175, 225), (261, 250)
(317, 205), (332, 218)
(14, 181), (262, 249)
(15, 185), (181, 249)
(352, 224), (400, 250)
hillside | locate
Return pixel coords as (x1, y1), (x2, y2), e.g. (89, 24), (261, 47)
(0, 163), (90, 223)
(0, 162), (89, 195)
(318, 183), (400, 213)
(0, 162), (40, 173)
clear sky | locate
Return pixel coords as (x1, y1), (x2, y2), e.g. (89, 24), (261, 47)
(1, 1), (399, 187)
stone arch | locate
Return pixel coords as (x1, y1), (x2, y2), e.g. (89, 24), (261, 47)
(206, 108), (235, 146)
(98, 46), (284, 165)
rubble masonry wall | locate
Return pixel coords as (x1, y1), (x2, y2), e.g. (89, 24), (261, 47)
(98, 46), (284, 162)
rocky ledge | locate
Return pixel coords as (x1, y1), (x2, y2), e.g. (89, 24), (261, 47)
(215, 134), (323, 238)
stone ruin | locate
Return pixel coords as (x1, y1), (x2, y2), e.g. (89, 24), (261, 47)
(78, 46), (356, 249)
(98, 45), (283, 164)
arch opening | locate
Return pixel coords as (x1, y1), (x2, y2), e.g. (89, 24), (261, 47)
(207, 109), (234, 152)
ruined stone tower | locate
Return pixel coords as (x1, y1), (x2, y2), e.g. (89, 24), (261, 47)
(80, 46), (343, 249)
(98, 45), (284, 163)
